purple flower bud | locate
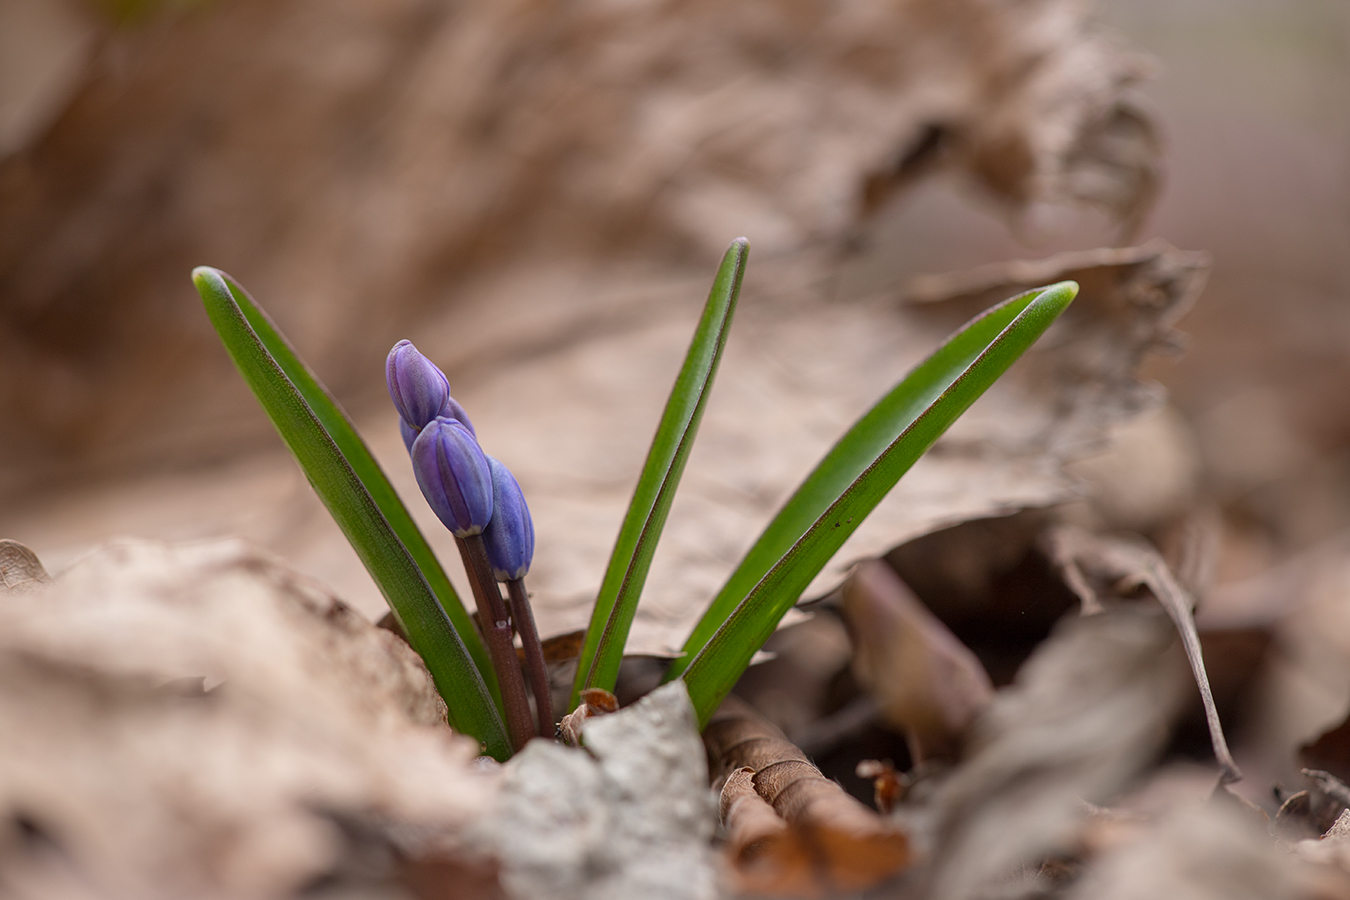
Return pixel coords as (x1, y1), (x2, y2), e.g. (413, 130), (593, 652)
(411, 417), (493, 537)
(386, 340), (450, 430)
(399, 418), (420, 454)
(483, 457), (534, 581)
(399, 393), (477, 453)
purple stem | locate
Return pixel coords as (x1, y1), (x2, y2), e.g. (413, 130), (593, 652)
(456, 534), (534, 751)
(506, 577), (554, 736)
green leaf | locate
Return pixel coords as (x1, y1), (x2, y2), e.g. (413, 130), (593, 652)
(571, 239), (749, 708)
(673, 281), (1078, 726)
(216, 271), (498, 704)
(193, 267), (511, 759)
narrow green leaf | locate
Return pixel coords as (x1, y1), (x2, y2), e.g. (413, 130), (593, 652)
(217, 273), (498, 704)
(674, 281), (1078, 726)
(571, 239), (749, 708)
(193, 267), (511, 759)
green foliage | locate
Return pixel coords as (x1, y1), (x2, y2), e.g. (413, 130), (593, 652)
(193, 267), (509, 760)
(195, 244), (1074, 756)
(571, 239), (748, 707)
(671, 281), (1079, 726)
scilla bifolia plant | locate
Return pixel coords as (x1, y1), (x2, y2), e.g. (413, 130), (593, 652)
(194, 240), (1076, 760)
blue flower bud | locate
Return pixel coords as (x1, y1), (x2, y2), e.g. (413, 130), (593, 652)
(411, 417), (493, 537)
(483, 457), (534, 581)
(386, 340), (450, 430)
(399, 395), (477, 453)
(389, 341), (477, 451)
(399, 418), (420, 454)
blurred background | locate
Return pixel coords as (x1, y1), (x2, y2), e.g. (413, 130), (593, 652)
(1, 0), (1348, 686)
(2, 0), (1346, 552)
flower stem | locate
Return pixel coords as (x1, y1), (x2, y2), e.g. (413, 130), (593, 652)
(456, 534), (534, 751)
(506, 577), (553, 736)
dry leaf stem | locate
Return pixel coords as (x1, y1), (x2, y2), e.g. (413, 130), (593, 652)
(456, 534), (534, 750)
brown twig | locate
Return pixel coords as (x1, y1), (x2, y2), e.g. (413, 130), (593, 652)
(456, 534), (534, 751)
(505, 577), (553, 737)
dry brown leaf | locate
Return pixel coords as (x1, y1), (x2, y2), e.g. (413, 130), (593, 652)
(923, 605), (1191, 900)
(841, 559), (993, 762)
(0, 537), (498, 899)
(1044, 524), (1241, 783)
(557, 687), (619, 748)
(0, 0), (1192, 660)
(705, 695), (910, 897)
(0, 240), (1205, 663)
(1065, 804), (1295, 900)
(0, 0), (1158, 486)
(0, 537), (49, 593)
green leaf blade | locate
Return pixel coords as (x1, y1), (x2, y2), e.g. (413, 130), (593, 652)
(571, 238), (749, 707)
(193, 267), (511, 759)
(217, 273), (498, 703)
(675, 281), (1078, 726)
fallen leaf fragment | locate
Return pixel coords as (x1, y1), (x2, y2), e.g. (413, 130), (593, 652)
(557, 687), (619, 747)
(0, 537), (498, 900)
(856, 759), (907, 816)
(1044, 524), (1241, 782)
(705, 695), (909, 897)
(841, 559), (993, 762)
(0, 539), (50, 594)
(1065, 804), (1295, 900)
(925, 606), (1190, 900)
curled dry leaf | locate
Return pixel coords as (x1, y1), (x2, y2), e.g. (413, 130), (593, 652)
(557, 687), (619, 748)
(841, 559), (993, 763)
(705, 695), (909, 897)
(924, 606), (1190, 900)
(1043, 524), (1241, 783)
(0, 538), (49, 594)
(0, 537), (500, 900)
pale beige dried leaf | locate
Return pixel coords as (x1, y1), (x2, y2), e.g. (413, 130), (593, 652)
(0, 5), (1190, 658)
(925, 606), (1190, 900)
(0, 538), (496, 900)
(1066, 805), (1295, 900)
(1044, 524), (1241, 782)
(0, 538), (49, 593)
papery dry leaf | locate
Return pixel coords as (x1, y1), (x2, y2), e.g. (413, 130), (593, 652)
(0, 0), (1158, 484)
(0, 538), (49, 593)
(0, 0), (1193, 660)
(0, 239), (1206, 663)
(924, 605), (1190, 900)
(841, 559), (993, 762)
(452, 240), (1205, 654)
(1044, 524), (1241, 783)
(705, 695), (909, 897)
(1066, 804), (1295, 900)
(0, 537), (498, 899)
(557, 687), (618, 748)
